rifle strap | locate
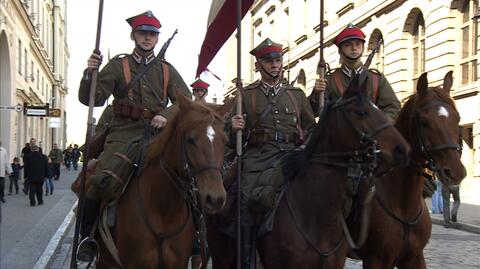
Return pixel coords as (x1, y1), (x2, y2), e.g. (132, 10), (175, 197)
(120, 56), (158, 99)
(332, 70), (379, 103)
(161, 62), (169, 102)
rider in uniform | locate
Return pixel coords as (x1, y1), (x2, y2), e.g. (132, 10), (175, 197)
(309, 24), (400, 122)
(76, 10), (191, 262)
(191, 78), (209, 103)
(231, 38), (316, 268)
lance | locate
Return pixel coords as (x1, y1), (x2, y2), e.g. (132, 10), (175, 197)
(235, 0), (243, 268)
(316, 0), (326, 116)
(70, 0), (104, 267)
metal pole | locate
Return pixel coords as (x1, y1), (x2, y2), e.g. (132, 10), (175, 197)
(317, 0), (325, 115)
(235, 0), (243, 268)
(70, 0), (104, 267)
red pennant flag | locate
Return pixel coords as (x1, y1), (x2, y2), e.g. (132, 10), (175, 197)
(196, 0), (254, 77)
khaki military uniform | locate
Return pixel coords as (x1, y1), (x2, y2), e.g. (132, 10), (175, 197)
(234, 80), (316, 225)
(78, 50), (191, 200)
(310, 65), (401, 122)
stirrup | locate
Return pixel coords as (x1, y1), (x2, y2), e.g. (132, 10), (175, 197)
(76, 237), (100, 263)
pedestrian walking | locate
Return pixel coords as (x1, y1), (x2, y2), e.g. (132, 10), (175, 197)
(63, 145), (72, 170)
(48, 143), (63, 180)
(0, 141), (13, 203)
(431, 180), (443, 214)
(442, 183), (461, 226)
(24, 145), (48, 206)
(44, 158), (55, 196)
(22, 138), (43, 194)
(8, 157), (23, 195)
(71, 144), (81, 171)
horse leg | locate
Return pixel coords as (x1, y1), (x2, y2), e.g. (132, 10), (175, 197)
(363, 256), (394, 269)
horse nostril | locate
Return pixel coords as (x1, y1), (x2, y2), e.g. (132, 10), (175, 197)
(205, 195), (226, 210)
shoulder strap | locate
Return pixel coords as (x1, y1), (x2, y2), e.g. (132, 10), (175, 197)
(332, 70), (346, 96)
(251, 89), (257, 124)
(369, 71), (379, 103)
(122, 57), (131, 84)
(161, 62), (170, 101)
(286, 90), (304, 140)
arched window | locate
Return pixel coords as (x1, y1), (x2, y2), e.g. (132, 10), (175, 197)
(368, 29), (384, 73)
(412, 14), (425, 88)
(459, 0), (479, 84)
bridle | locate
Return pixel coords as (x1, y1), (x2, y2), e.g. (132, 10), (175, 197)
(310, 95), (394, 179)
(137, 130), (223, 269)
(411, 99), (462, 182)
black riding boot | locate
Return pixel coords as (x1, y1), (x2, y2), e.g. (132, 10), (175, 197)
(241, 225), (257, 269)
(77, 198), (100, 263)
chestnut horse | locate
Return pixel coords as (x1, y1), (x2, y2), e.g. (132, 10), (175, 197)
(350, 71), (466, 269)
(95, 93), (233, 268)
(207, 75), (410, 268)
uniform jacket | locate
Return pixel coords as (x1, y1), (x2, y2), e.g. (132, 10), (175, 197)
(234, 80), (316, 172)
(78, 49), (192, 144)
(24, 151), (49, 182)
(310, 65), (401, 122)
(0, 146), (12, 178)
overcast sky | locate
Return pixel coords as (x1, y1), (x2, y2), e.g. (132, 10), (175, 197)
(66, 0), (226, 145)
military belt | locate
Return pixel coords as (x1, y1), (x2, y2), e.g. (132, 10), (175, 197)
(249, 130), (299, 145)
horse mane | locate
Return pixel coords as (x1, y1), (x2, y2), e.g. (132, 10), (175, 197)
(281, 99), (334, 179)
(145, 102), (221, 165)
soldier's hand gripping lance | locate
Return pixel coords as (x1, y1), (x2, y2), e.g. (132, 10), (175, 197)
(159, 29), (178, 60)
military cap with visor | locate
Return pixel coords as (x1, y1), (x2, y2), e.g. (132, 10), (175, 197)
(191, 78), (209, 92)
(334, 24), (366, 47)
(126, 10), (161, 33)
(250, 38), (283, 60)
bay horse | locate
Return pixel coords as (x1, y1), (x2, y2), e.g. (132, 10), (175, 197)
(94, 93), (234, 269)
(207, 75), (410, 268)
(351, 71), (466, 269)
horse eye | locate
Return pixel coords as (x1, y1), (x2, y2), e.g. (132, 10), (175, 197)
(420, 120), (430, 128)
(356, 110), (368, 117)
(187, 137), (196, 145)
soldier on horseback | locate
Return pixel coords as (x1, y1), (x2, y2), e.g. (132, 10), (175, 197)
(76, 10), (191, 262)
(191, 78), (209, 103)
(230, 38), (317, 268)
(310, 24), (401, 122)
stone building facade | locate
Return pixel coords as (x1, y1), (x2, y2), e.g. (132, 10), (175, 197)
(0, 0), (68, 159)
(223, 0), (480, 178)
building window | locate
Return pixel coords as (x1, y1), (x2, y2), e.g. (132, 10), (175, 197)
(30, 61), (34, 82)
(36, 69), (40, 89)
(18, 40), (22, 75)
(460, 0), (479, 85)
(24, 49), (28, 80)
(412, 14), (425, 89)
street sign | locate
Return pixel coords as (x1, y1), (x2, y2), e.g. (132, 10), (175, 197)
(48, 117), (61, 128)
(25, 105), (48, 116)
(0, 104), (23, 112)
(48, 108), (61, 117)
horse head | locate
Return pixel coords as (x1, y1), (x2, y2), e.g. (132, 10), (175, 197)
(404, 71), (466, 185)
(322, 73), (410, 172)
(148, 93), (234, 214)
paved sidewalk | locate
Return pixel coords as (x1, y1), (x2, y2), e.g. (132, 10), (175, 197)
(426, 199), (480, 234)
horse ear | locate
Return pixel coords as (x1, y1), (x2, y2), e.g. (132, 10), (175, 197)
(442, 71), (453, 96)
(214, 96), (236, 118)
(416, 72), (429, 98)
(175, 89), (194, 113)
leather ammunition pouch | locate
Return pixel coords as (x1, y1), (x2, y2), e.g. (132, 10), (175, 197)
(112, 100), (157, 120)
